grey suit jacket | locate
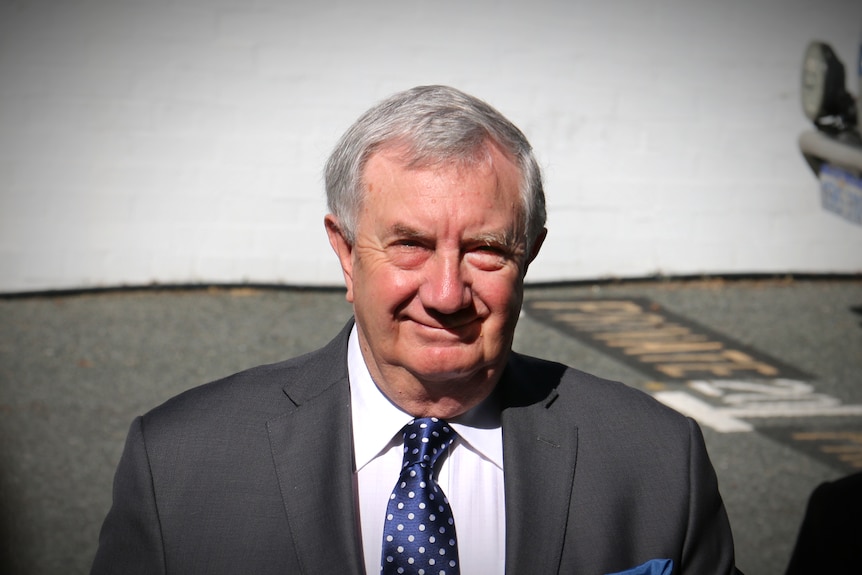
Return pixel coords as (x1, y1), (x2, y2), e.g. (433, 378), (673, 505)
(91, 321), (737, 574)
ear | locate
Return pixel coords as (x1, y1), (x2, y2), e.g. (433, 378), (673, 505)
(324, 214), (356, 303)
(525, 227), (547, 271)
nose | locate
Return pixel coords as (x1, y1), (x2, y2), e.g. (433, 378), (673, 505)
(419, 251), (471, 315)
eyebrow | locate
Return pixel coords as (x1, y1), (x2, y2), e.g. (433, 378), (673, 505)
(387, 224), (519, 249)
(388, 224), (428, 241)
(472, 230), (518, 248)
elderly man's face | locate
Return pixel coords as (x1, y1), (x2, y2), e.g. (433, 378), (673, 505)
(326, 144), (541, 415)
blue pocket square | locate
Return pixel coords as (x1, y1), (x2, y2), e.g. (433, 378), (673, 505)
(606, 558), (673, 575)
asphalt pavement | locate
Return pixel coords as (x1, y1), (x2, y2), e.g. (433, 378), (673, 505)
(1, 278), (861, 575)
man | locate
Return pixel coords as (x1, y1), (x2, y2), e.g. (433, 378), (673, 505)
(92, 85), (739, 574)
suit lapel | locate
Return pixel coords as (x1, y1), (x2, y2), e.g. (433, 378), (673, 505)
(500, 354), (579, 575)
(266, 324), (365, 575)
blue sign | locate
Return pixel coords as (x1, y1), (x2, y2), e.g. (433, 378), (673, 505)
(820, 164), (862, 225)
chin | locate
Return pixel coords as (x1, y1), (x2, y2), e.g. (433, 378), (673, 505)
(408, 348), (495, 382)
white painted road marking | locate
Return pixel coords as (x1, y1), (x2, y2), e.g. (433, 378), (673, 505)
(654, 391), (754, 433)
(654, 379), (862, 433)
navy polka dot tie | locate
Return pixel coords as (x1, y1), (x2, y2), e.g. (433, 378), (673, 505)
(381, 417), (460, 575)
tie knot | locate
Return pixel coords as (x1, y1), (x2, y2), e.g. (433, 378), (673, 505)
(401, 417), (456, 470)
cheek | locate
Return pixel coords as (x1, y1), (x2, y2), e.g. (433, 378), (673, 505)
(476, 277), (524, 320)
(355, 266), (419, 312)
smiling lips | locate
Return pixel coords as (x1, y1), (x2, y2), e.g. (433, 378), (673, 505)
(407, 312), (483, 341)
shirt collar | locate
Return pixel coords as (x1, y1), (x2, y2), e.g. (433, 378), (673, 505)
(348, 325), (503, 472)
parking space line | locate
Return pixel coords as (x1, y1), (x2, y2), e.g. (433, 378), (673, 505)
(653, 391), (754, 433)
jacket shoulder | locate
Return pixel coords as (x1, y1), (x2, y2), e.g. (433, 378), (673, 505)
(141, 322), (351, 434)
(506, 351), (691, 432)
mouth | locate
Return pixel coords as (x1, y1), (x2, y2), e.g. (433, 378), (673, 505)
(408, 315), (482, 341)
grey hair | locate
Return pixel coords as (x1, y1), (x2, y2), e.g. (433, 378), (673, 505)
(324, 85), (546, 252)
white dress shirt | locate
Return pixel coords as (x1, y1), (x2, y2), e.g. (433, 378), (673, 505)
(348, 326), (506, 575)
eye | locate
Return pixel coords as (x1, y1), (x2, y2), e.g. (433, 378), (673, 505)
(466, 244), (509, 271)
(469, 240), (511, 257)
(387, 238), (432, 268)
(396, 239), (424, 248)
(390, 238), (432, 252)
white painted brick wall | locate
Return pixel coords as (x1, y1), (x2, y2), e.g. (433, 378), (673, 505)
(1, 0), (860, 292)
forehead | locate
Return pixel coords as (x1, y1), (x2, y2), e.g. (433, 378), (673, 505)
(361, 143), (522, 203)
